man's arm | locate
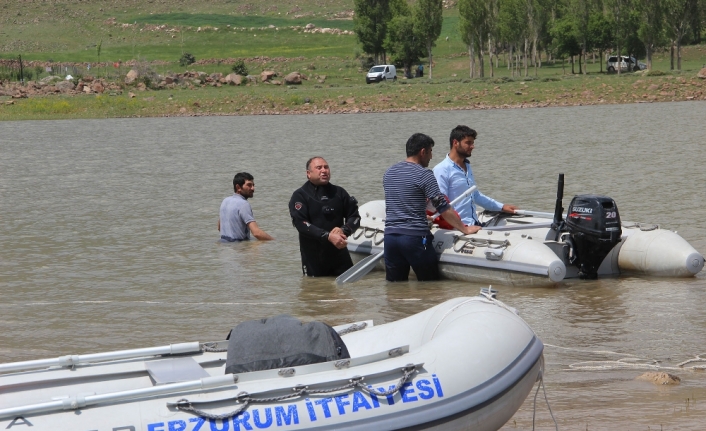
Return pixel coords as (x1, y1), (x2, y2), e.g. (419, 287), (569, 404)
(247, 221), (274, 241)
(288, 190), (331, 243)
(440, 207), (481, 235)
(340, 190), (361, 237)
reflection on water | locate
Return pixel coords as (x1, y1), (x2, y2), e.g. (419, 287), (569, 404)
(1, 102), (705, 429)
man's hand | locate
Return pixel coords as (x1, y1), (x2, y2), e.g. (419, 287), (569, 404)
(328, 230), (348, 249)
(502, 204), (519, 214)
(460, 225), (482, 235)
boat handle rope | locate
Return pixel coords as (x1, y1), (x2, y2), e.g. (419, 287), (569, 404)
(373, 230), (384, 245)
(453, 236), (510, 250)
(171, 364), (419, 421)
(336, 322), (368, 336)
(363, 227), (376, 238)
(200, 323), (368, 354)
(352, 228), (364, 239)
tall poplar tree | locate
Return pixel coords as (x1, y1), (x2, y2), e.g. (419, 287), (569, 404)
(414, 0), (444, 79)
(459, 0), (490, 77)
(637, 0), (665, 69)
(354, 0), (392, 64)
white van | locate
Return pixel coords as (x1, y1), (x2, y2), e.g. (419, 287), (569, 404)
(366, 65), (397, 84)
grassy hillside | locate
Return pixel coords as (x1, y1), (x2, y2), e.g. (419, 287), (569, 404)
(1, 0), (704, 121)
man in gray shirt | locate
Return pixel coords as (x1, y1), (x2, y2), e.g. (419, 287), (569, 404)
(218, 172), (273, 241)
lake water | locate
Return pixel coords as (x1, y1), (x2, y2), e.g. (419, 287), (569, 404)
(1, 102), (705, 430)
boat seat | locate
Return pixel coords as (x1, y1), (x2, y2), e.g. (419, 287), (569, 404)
(145, 357), (210, 385)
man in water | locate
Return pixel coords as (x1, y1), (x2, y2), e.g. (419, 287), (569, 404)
(433, 125), (518, 226)
(218, 172), (274, 241)
(383, 133), (479, 282)
(289, 157), (360, 277)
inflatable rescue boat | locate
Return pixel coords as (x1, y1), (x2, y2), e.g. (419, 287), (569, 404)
(348, 176), (703, 286)
(0, 295), (544, 431)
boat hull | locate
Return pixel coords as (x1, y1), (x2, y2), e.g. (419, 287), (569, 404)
(0, 297), (543, 431)
(350, 200), (704, 285)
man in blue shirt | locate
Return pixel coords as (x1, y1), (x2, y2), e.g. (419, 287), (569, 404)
(218, 172), (274, 241)
(383, 133), (479, 282)
(433, 125), (518, 226)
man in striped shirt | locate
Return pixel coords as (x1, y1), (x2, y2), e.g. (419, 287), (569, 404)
(382, 133), (480, 282)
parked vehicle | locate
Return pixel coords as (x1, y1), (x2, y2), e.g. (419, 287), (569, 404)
(366, 65), (396, 83)
(607, 56), (647, 73)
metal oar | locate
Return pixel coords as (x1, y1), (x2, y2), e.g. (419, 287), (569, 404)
(336, 186), (477, 285)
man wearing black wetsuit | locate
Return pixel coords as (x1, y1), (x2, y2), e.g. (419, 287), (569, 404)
(289, 157), (361, 277)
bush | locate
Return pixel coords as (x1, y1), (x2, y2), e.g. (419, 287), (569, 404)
(179, 52), (196, 67)
(359, 56), (374, 70)
(231, 59), (249, 76)
(646, 69), (667, 76)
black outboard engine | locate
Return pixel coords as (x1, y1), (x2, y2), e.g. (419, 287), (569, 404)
(565, 195), (622, 279)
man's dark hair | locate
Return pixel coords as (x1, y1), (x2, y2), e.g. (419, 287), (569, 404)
(233, 172), (254, 191)
(406, 133), (435, 157)
(306, 156), (325, 171)
(449, 125), (477, 148)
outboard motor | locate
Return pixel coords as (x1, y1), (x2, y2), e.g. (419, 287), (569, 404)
(565, 195), (622, 279)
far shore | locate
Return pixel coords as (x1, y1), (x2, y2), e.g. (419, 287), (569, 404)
(2, 66), (705, 121)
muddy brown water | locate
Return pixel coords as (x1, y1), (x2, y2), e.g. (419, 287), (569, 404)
(1, 102), (705, 429)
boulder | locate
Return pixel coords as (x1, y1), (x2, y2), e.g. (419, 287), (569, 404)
(697, 67), (706, 79)
(284, 72), (303, 85)
(210, 72), (223, 81)
(39, 75), (62, 86)
(91, 81), (105, 93)
(83, 85), (92, 94)
(260, 70), (276, 82)
(55, 80), (75, 93)
(125, 69), (139, 85)
(636, 372), (680, 385)
(305, 23), (316, 30)
(225, 73), (243, 85)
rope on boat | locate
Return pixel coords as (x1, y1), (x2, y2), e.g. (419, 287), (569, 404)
(337, 322), (368, 336)
(532, 368), (559, 431)
(172, 364), (418, 420)
(201, 343), (228, 353)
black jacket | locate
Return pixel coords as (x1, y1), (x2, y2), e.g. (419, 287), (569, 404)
(289, 181), (360, 251)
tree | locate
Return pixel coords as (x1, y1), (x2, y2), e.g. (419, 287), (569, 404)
(587, 11), (613, 72)
(414, 0), (444, 79)
(354, 0), (393, 65)
(637, 0), (665, 69)
(570, 0), (592, 74)
(459, 0), (490, 77)
(664, 0), (697, 70)
(385, 0), (425, 76)
(551, 16), (581, 74)
(498, 0), (529, 77)
(608, 0), (631, 75)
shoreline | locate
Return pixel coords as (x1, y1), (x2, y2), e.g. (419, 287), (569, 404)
(2, 69), (705, 121)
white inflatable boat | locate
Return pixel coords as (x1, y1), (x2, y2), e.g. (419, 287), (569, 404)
(0, 295), (544, 431)
(348, 196), (704, 286)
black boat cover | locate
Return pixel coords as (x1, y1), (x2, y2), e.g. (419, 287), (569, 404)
(225, 315), (350, 374)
